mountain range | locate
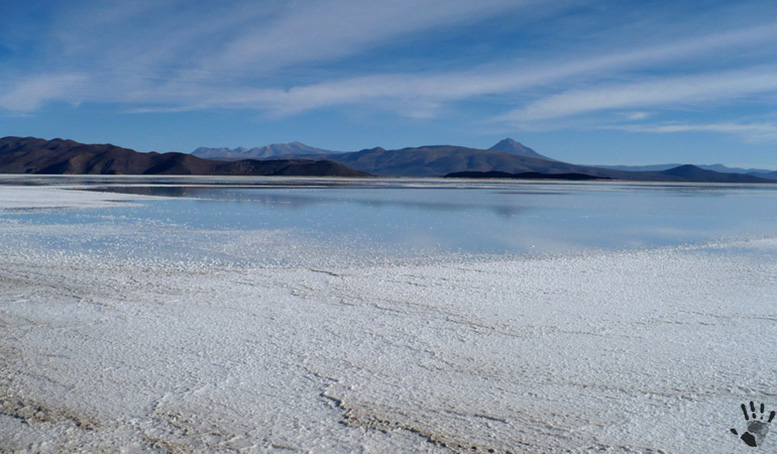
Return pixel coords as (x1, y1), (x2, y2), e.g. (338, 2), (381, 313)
(326, 146), (772, 182)
(191, 139), (774, 182)
(1, 135), (774, 182)
(191, 137), (551, 162)
(0, 137), (366, 177)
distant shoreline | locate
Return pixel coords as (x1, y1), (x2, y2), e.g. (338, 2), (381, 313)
(444, 170), (610, 181)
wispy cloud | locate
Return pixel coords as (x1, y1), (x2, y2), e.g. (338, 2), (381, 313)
(0, 74), (88, 111)
(107, 17), (777, 118)
(624, 112), (652, 121)
(144, 17), (777, 117)
(496, 67), (777, 124)
(610, 122), (777, 142)
(1, 0), (540, 113)
(3, 0), (777, 138)
(39, 0), (535, 83)
(208, 0), (534, 74)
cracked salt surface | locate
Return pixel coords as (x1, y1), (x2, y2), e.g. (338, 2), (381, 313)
(1, 184), (776, 453)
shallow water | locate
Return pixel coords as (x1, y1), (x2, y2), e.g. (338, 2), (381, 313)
(2, 176), (777, 260)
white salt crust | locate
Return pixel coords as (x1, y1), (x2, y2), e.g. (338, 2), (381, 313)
(1, 187), (776, 453)
(0, 186), (154, 210)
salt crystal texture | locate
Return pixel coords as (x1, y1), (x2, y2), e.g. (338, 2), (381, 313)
(0, 186), (775, 453)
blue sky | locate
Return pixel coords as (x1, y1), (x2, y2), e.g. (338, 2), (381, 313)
(1, 0), (777, 168)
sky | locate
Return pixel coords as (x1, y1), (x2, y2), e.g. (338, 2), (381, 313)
(1, 0), (777, 168)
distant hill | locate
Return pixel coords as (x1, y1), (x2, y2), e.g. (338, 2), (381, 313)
(757, 170), (777, 180)
(192, 142), (340, 160)
(598, 162), (776, 177)
(656, 164), (769, 183)
(488, 138), (553, 160)
(0, 137), (368, 177)
(590, 164), (769, 183)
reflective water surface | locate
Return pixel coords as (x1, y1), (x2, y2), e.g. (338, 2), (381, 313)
(2, 176), (777, 259)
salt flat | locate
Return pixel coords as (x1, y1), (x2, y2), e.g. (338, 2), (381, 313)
(1, 185), (775, 453)
(0, 185), (152, 209)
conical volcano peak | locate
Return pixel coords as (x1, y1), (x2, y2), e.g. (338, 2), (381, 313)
(488, 138), (553, 160)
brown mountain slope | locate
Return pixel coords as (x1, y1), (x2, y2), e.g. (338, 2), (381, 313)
(0, 137), (368, 176)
